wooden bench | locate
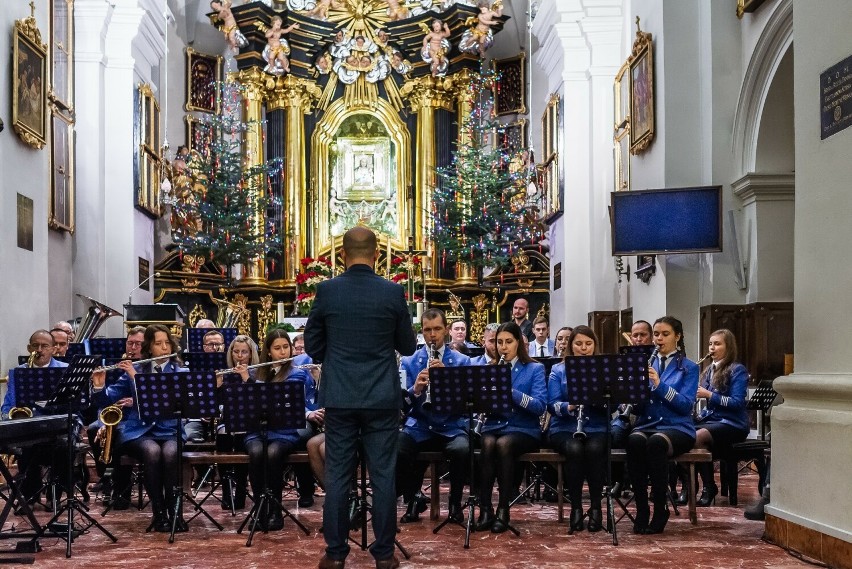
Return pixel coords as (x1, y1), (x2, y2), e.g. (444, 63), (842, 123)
(181, 451), (309, 493)
(418, 448), (712, 525)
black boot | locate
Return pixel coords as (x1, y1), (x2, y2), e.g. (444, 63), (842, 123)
(266, 501), (284, 531)
(447, 502), (464, 524)
(696, 484), (718, 507)
(399, 493), (427, 523)
(643, 505), (670, 534)
(569, 508), (585, 533)
(587, 508), (603, 532)
(152, 505), (171, 533)
(491, 506), (510, 534)
(475, 505), (495, 531)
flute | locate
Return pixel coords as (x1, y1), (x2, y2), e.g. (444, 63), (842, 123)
(99, 353), (178, 371)
(215, 356), (298, 376)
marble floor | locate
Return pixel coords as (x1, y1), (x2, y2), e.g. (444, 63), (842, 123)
(0, 470), (806, 569)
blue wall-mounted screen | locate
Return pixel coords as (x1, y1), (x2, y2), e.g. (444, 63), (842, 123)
(610, 186), (722, 256)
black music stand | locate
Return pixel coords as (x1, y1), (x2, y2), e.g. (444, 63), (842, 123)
(563, 353), (649, 546)
(135, 371), (224, 542)
(183, 351), (228, 372)
(31, 355), (117, 557)
(186, 328), (239, 352)
(429, 364), (513, 548)
(84, 338), (126, 360)
(222, 381), (310, 546)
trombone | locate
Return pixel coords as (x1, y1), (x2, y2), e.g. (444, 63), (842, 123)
(98, 354), (179, 372)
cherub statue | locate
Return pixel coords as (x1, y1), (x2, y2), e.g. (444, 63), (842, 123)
(263, 16), (299, 75)
(391, 50), (412, 75)
(210, 0), (248, 51)
(458, 0), (503, 57)
(314, 51), (333, 75)
(308, 0), (345, 20)
(345, 35), (377, 71)
(387, 0), (410, 21)
(420, 18), (451, 77)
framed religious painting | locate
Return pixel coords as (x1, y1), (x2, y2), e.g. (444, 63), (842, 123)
(541, 93), (560, 161)
(135, 83), (162, 218)
(49, 0), (74, 114)
(494, 53), (527, 116)
(499, 119), (527, 154)
(185, 47), (222, 114)
(49, 113), (75, 232)
(12, 12), (48, 149)
(185, 114), (213, 154)
(614, 61), (630, 133)
(629, 24), (655, 154)
(614, 130), (630, 192)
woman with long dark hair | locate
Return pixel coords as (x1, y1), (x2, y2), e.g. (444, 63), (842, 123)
(692, 329), (749, 506)
(626, 316), (698, 534)
(244, 328), (313, 531)
(91, 324), (186, 532)
(547, 325), (609, 532)
(474, 322), (546, 534)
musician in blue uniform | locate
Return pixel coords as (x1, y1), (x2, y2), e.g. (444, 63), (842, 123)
(475, 322), (546, 534)
(397, 308), (471, 524)
(626, 316), (698, 535)
(3, 330), (70, 505)
(91, 324), (186, 532)
(471, 323), (499, 366)
(547, 325), (609, 533)
(693, 328), (749, 506)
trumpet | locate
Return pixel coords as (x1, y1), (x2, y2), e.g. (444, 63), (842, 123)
(99, 405), (123, 464)
(8, 406), (33, 420)
(98, 354), (178, 372)
(474, 355), (505, 436)
(423, 343), (438, 409)
(215, 356), (298, 376)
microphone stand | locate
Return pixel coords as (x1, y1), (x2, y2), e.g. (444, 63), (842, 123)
(127, 272), (161, 306)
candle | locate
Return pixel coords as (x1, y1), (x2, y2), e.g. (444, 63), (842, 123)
(277, 301), (285, 323)
(416, 302), (424, 319)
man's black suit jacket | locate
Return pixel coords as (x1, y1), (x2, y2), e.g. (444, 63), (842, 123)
(304, 263), (417, 410)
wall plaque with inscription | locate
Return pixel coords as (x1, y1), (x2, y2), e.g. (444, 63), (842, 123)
(821, 54), (852, 140)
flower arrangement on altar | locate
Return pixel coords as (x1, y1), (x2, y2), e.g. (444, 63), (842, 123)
(389, 255), (424, 302)
(294, 256), (333, 315)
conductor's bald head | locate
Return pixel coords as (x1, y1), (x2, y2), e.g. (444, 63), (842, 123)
(342, 226), (379, 267)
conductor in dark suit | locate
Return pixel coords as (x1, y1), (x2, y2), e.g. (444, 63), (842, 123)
(305, 226), (417, 569)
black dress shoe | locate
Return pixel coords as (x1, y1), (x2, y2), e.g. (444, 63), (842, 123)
(475, 506), (495, 531)
(491, 506), (510, 534)
(697, 484), (718, 507)
(676, 488), (689, 505)
(643, 507), (670, 534)
(152, 511), (171, 533)
(318, 554), (346, 569)
(399, 494), (428, 523)
(375, 555), (400, 569)
(447, 502), (464, 524)
(298, 494), (315, 508)
(632, 506), (650, 534)
(267, 509), (284, 531)
(569, 508), (585, 533)
(587, 508), (603, 532)
(111, 495), (131, 511)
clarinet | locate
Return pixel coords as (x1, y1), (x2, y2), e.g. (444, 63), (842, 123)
(573, 405), (588, 440)
(423, 343), (438, 409)
(473, 354), (505, 436)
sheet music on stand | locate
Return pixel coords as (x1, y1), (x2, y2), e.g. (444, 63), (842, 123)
(533, 356), (564, 381)
(222, 381), (306, 433)
(619, 345), (655, 358)
(14, 368), (66, 409)
(85, 338), (127, 360)
(45, 355), (101, 410)
(184, 351), (228, 372)
(429, 364), (513, 417)
(562, 353), (650, 407)
(747, 380), (778, 413)
(134, 372), (219, 421)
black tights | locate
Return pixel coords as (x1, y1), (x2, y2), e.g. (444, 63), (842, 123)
(478, 432), (539, 509)
(122, 438), (178, 512)
(551, 432), (607, 510)
(245, 439), (295, 502)
(626, 430), (694, 509)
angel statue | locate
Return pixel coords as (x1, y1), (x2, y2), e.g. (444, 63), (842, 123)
(263, 17), (300, 75)
(420, 18), (451, 77)
(210, 0), (248, 51)
(458, 0), (503, 57)
(387, 0), (410, 21)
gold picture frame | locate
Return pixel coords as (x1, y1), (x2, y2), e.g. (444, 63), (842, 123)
(500, 118), (527, 154)
(49, 112), (75, 232)
(135, 83), (163, 218)
(12, 10), (48, 149)
(49, 0), (74, 115)
(541, 93), (560, 161)
(493, 53), (527, 116)
(614, 61), (630, 132)
(614, 130), (630, 192)
(629, 22), (655, 155)
(185, 47), (223, 114)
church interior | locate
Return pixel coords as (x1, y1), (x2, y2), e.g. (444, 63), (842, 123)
(1, 0), (851, 566)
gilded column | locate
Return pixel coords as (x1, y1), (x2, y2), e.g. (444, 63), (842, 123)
(268, 75), (322, 283)
(234, 68), (267, 285)
(450, 69), (478, 284)
(401, 77), (453, 265)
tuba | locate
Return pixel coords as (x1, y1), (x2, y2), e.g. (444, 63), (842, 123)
(74, 294), (122, 341)
(99, 405), (123, 464)
(214, 298), (249, 329)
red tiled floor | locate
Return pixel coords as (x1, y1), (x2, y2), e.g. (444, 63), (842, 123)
(1, 471), (807, 569)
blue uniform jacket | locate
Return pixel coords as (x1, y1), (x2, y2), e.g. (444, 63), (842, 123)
(2, 359), (69, 417)
(470, 354), (493, 366)
(244, 367), (312, 445)
(91, 360), (187, 445)
(481, 359), (546, 439)
(546, 362), (610, 436)
(633, 352), (698, 439)
(400, 346), (471, 443)
(698, 362), (750, 433)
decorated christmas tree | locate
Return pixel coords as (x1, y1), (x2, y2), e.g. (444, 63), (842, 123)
(169, 81), (282, 278)
(430, 71), (537, 271)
